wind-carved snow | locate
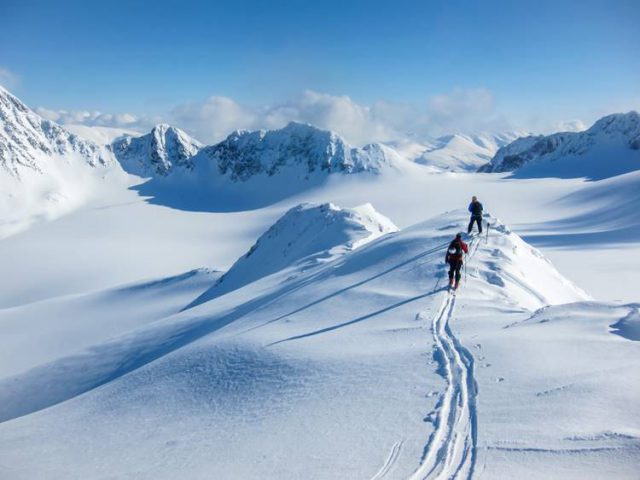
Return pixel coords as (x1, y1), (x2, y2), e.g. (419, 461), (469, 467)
(112, 124), (202, 176)
(479, 111), (640, 179)
(187, 202), (398, 307)
(202, 122), (404, 181)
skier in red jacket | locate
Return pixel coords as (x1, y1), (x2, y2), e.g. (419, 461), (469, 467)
(445, 233), (469, 291)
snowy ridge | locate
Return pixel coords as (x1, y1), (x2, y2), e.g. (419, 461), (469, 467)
(112, 124), (202, 176)
(1, 207), (635, 480)
(0, 85), (109, 176)
(187, 202), (398, 307)
(201, 122), (405, 181)
(479, 111), (640, 178)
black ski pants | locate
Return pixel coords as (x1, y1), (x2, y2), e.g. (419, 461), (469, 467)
(448, 260), (463, 285)
(468, 215), (482, 234)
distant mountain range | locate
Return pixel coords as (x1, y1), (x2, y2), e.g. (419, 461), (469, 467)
(479, 112), (640, 179)
(2, 84), (639, 217)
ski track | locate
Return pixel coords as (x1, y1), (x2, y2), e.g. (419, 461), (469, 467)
(410, 237), (480, 480)
(370, 440), (404, 480)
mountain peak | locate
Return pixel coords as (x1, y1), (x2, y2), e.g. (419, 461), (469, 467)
(203, 123), (401, 182)
(590, 111), (640, 137)
(112, 124), (202, 176)
(0, 86), (109, 177)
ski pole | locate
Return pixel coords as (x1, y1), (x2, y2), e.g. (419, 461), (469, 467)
(464, 257), (467, 283)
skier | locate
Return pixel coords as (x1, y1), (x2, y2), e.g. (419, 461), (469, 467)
(445, 233), (468, 291)
(467, 195), (483, 234)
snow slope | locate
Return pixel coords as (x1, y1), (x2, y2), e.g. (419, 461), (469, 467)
(0, 268), (221, 379)
(188, 202), (398, 307)
(416, 132), (523, 172)
(0, 86), (122, 237)
(4, 208), (635, 480)
(479, 112), (640, 179)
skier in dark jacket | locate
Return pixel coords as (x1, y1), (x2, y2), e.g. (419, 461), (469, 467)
(445, 233), (469, 290)
(467, 196), (483, 234)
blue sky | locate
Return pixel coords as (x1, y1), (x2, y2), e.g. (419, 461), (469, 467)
(1, 0), (638, 143)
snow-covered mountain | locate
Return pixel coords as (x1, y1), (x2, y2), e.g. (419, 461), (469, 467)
(112, 124), (202, 176)
(415, 132), (524, 171)
(200, 122), (405, 181)
(479, 112), (640, 178)
(0, 86), (118, 237)
(188, 202), (398, 307)
(0, 86), (109, 176)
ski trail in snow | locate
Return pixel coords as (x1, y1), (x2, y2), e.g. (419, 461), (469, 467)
(370, 440), (403, 480)
(411, 293), (478, 480)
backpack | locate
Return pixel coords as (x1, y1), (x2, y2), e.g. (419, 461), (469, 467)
(448, 240), (462, 257)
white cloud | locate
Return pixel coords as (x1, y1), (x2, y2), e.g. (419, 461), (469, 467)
(0, 66), (20, 89)
(34, 88), (537, 146)
(170, 96), (259, 144)
(552, 119), (588, 133)
(163, 88), (512, 145)
(34, 107), (161, 132)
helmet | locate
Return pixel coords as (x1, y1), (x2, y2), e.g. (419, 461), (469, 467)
(456, 232), (462, 239)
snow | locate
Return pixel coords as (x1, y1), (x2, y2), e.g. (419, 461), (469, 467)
(610, 306), (640, 341)
(112, 124), (202, 176)
(416, 132), (525, 172)
(480, 112), (640, 179)
(1, 86), (640, 478)
(0, 86), (121, 237)
(1, 208), (636, 479)
(203, 121), (407, 181)
(188, 202), (398, 307)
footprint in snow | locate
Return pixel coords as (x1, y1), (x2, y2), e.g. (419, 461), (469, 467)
(495, 377), (505, 383)
(423, 412), (436, 423)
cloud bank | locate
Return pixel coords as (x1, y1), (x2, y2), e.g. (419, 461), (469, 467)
(34, 88), (578, 145)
